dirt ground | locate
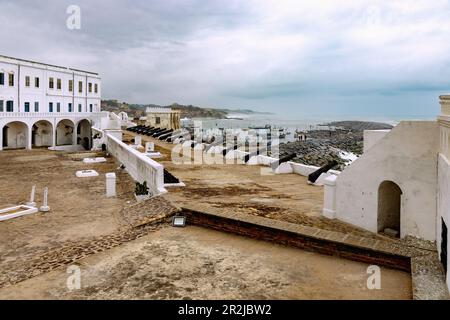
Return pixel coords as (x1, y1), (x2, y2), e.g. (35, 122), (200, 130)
(0, 226), (412, 300)
(0, 149), (135, 267)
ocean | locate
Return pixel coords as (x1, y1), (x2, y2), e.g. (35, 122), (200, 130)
(184, 112), (435, 143)
(185, 112), (420, 131)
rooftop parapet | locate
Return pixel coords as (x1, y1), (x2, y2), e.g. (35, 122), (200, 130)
(439, 95), (450, 116)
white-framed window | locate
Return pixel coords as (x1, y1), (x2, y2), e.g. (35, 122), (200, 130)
(57, 78), (61, 90)
(35, 77), (39, 88)
(0, 73), (4, 85)
(49, 77), (54, 89)
(25, 76), (30, 87)
(34, 101), (39, 112)
(8, 73), (14, 86)
(57, 102), (61, 112)
(24, 102), (30, 112)
(6, 100), (13, 112)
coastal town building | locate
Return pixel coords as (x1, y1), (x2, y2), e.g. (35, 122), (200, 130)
(0, 55), (102, 151)
(146, 107), (181, 130)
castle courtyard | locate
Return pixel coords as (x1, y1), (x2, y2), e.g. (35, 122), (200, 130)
(0, 225), (411, 300)
(0, 148), (414, 299)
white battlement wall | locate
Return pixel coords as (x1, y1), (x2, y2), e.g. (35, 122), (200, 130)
(106, 133), (166, 195)
(334, 121), (439, 241)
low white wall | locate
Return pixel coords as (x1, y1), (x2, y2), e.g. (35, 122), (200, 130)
(335, 121), (439, 241)
(225, 149), (249, 160)
(106, 134), (166, 195)
(247, 155), (278, 166)
(290, 162), (319, 176)
(363, 130), (391, 153)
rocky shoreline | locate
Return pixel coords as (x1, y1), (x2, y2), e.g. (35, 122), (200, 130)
(278, 121), (394, 170)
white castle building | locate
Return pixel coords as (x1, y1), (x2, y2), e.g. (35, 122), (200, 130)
(0, 55), (104, 151)
(322, 95), (450, 291)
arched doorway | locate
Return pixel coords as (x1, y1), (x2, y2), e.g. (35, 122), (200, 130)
(56, 119), (74, 146)
(2, 121), (28, 149)
(32, 120), (53, 148)
(378, 180), (402, 237)
(77, 119), (92, 150)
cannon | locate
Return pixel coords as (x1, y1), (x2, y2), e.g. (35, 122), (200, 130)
(308, 160), (338, 184)
(136, 127), (151, 134)
(162, 129), (181, 141)
(204, 139), (224, 152)
(222, 143), (241, 156)
(244, 147), (267, 163)
(270, 153), (297, 170)
(158, 131), (174, 140)
(134, 126), (146, 134)
(126, 126), (139, 132)
(150, 128), (166, 136)
(154, 129), (173, 138)
(145, 127), (161, 135)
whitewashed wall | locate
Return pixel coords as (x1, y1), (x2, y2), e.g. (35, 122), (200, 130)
(106, 134), (166, 195)
(363, 129), (391, 153)
(335, 121), (439, 241)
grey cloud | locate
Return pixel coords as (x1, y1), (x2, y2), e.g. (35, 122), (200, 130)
(1, 0), (450, 118)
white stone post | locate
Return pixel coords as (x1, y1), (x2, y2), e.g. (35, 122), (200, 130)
(322, 174), (337, 219)
(39, 186), (50, 212)
(145, 142), (154, 152)
(135, 135), (142, 146)
(52, 126), (56, 148)
(72, 128), (78, 147)
(27, 126), (32, 150)
(106, 172), (116, 198)
(26, 185), (37, 207)
(0, 125), (3, 151)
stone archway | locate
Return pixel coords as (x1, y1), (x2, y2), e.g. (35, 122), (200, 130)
(2, 121), (28, 149)
(32, 120), (53, 148)
(77, 119), (92, 150)
(377, 180), (402, 237)
(56, 119), (75, 146)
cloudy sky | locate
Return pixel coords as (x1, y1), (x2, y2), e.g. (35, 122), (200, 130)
(1, 0), (450, 119)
